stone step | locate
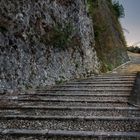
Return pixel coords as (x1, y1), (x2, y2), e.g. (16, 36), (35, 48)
(0, 97), (132, 108)
(21, 91), (131, 96)
(76, 77), (135, 81)
(4, 96), (129, 102)
(52, 84), (133, 88)
(15, 100), (130, 107)
(0, 129), (140, 140)
(36, 89), (132, 92)
(0, 106), (139, 117)
(93, 75), (136, 78)
(1, 106), (138, 110)
(18, 93), (130, 96)
(91, 75), (136, 77)
(67, 81), (134, 84)
(72, 80), (135, 83)
(1, 98), (129, 103)
(47, 87), (132, 91)
(0, 115), (139, 132)
(81, 78), (136, 81)
(0, 73), (138, 140)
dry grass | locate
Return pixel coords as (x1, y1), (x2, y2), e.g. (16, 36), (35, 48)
(89, 0), (128, 72)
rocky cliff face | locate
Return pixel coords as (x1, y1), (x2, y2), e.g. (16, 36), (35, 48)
(0, 0), (128, 91)
(0, 0), (100, 90)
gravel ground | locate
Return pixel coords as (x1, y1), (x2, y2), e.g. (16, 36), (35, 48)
(0, 119), (139, 132)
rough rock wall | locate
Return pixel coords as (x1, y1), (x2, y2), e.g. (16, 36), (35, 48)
(0, 0), (100, 90)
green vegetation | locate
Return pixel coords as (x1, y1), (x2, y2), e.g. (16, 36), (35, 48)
(41, 22), (80, 50)
(0, 26), (8, 33)
(51, 22), (74, 49)
(0, 17), (11, 34)
(112, 1), (125, 18)
(94, 24), (108, 39)
(87, 0), (127, 72)
(128, 46), (140, 53)
(55, 76), (67, 85)
(87, 0), (95, 15)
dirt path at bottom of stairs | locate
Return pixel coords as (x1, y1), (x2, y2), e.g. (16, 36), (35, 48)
(112, 52), (140, 74)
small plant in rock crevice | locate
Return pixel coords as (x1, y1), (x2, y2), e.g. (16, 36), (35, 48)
(41, 22), (81, 50)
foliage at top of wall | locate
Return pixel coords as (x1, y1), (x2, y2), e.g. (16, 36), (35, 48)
(112, 0), (125, 18)
(87, 0), (128, 72)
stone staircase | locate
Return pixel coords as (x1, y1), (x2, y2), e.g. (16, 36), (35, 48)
(0, 73), (140, 140)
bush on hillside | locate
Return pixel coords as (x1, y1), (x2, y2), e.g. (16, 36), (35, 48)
(127, 46), (140, 53)
(112, 1), (125, 18)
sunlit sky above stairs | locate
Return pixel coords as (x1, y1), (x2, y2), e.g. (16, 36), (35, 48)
(118, 0), (140, 46)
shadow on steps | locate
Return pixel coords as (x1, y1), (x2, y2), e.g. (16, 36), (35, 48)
(129, 72), (140, 107)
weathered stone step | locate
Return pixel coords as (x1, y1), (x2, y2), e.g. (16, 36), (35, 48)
(1, 98), (129, 103)
(5, 96), (129, 102)
(0, 115), (139, 132)
(0, 129), (140, 140)
(67, 81), (134, 85)
(1, 106), (138, 110)
(18, 93), (130, 96)
(2, 93), (130, 100)
(1, 106), (139, 111)
(77, 76), (136, 81)
(2, 115), (138, 121)
(21, 91), (131, 96)
(72, 80), (135, 84)
(94, 75), (136, 78)
(0, 73), (138, 140)
(80, 75), (136, 78)
(0, 107), (139, 117)
(52, 84), (133, 88)
(76, 77), (135, 81)
(16, 100), (129, 107)
(36, 89), (132, 92)
(48, 87), (132, 91)
(0, 98), (132, 107)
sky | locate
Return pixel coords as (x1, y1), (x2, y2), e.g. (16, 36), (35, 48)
(118, 0), (140, 46)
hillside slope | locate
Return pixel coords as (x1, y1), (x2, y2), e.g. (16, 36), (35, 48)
(89, 0), (129, 71)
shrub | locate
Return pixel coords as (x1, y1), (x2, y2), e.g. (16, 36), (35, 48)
(127, 46), (140, 53)
(41, 22), (80, 50)
(112, 1), (125, 18)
